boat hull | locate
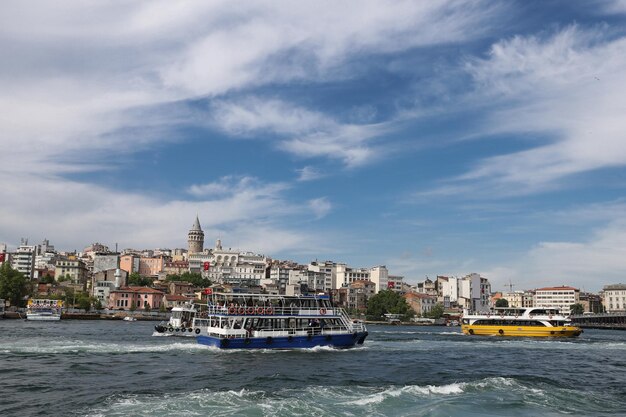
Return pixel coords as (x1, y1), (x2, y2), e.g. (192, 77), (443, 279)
(462, 324), (582, 337)
(197, 332), (368, 349)
(154, 324), (198, 337)
(26, 314), (61, 321)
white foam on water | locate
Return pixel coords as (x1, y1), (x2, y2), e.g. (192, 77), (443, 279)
(84, 378), (594, 417)
(0, 340), (205, 354)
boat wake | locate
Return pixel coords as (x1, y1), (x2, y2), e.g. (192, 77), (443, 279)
(83, 377), (621, 417)
(0, 340), (204, 354)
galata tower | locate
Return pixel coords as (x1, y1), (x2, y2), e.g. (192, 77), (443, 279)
(187, 215), (204, 254)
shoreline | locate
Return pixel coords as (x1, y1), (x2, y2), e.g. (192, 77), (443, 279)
(1, 312), (165, 321)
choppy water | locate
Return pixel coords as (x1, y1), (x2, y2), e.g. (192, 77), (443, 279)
(1, 320), (625, 417)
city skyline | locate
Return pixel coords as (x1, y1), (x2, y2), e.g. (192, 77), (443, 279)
(2, 1), (626, 292)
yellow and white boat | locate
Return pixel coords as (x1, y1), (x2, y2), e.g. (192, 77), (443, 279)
(461, 307), (582, 337)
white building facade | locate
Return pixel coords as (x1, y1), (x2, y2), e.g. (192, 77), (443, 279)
(602, 284), (626, 312)
(11, 240), (36, 279)
(534, 286), (580, 313)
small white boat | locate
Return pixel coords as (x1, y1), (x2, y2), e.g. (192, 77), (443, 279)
(153, 303), (198, 336)
(123, 316), (137, 322)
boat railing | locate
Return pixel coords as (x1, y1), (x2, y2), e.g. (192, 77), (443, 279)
(201, 305), (339, 317)
(336, 308), (366, 332)
(204, 323), (353, 339)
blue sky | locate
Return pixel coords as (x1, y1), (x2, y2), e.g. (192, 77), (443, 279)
(2, 1), (626, 291)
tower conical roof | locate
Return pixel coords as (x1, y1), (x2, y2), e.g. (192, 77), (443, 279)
(191, 215), (202, 231)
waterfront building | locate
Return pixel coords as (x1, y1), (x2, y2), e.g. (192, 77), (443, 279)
(55, 256), (88, 283)
(138, 255), (165, 277)
(288, 268), (326, 293)
(335, 264), (371, 290)
(534, 286), (580, 314)
(83, 243), (110, 259)
(369, 266), (389, 293)
(93, 254), (119, 274)
(194, 239), (269, 287)
(163, 294), (194, 309)
(602, 284), (626, 312)
(522, 291), (535, 308)
(108, 287), (164, 310)
(0, 243), (8, 266)
(163, 260), (189, 276)
(169, 281), (194, 296)
(437, 276), (458, 305)
(11, 239), (36, 279)
(435, 273), (490, 312)
(188, 216), (204, 254)
(387, 275), (405, 293)
(579, 292), (603, 313)
(269, 261), (298, 294)
(404, 292), (437, 316)
(502, 291), (524, 308)
(171, 248), (187, 261)
(120, 254), (140, 274)
(347, 280), (376, 312)
(33, 239), (59, 280)
(417, 277), (437, 296)
(307, 261), (335, 291)
(92, 269), (128, 306)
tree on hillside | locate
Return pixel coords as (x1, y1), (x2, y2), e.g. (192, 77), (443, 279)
(39, 274), (55, 285)
(166, 272), (211, 288)
(77, 294), (92, 312)
(495, 298), (509, 308)
(570, 303), (584, 315)
(366, 290), (413, 321)
(128, 272), (154, 287)
(0, 262), (30, 307)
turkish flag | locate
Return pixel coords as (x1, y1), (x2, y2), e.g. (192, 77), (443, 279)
(203, 262), (210, 271)
(0, 253), (5, 262)
(204, 288), (213, 295)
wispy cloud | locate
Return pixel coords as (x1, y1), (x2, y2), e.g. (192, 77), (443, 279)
(296, 166), (326, 182)
(308, 197), (332, 219)
(187, 176), (288, 199)
(210, 97), (391, 167)
(466, 26), (626, 191)
(417, 25), (626, 198)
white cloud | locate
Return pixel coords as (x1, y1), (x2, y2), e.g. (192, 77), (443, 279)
(483, 220), (626, 292)
(296, 166), (326, 182)
(455, 25), (626, 194)
(210, 97), (393, 167)
(187, 176), (289, 199)
(0, 0), (501, 176)
(308, 197), (332, 219)
(0, 173), (327, 255)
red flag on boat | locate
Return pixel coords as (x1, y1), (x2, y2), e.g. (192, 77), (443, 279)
(204, 288), (213, 295)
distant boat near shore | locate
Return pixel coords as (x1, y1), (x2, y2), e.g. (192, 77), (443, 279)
(26, 299), (63, 321)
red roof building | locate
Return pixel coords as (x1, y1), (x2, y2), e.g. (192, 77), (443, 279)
(108, 286), (164, 310)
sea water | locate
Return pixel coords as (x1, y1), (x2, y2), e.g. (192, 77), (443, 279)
(1, 320), (625, 416)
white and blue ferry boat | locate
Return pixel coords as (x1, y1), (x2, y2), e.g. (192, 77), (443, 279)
(195, 292), (368, 349)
